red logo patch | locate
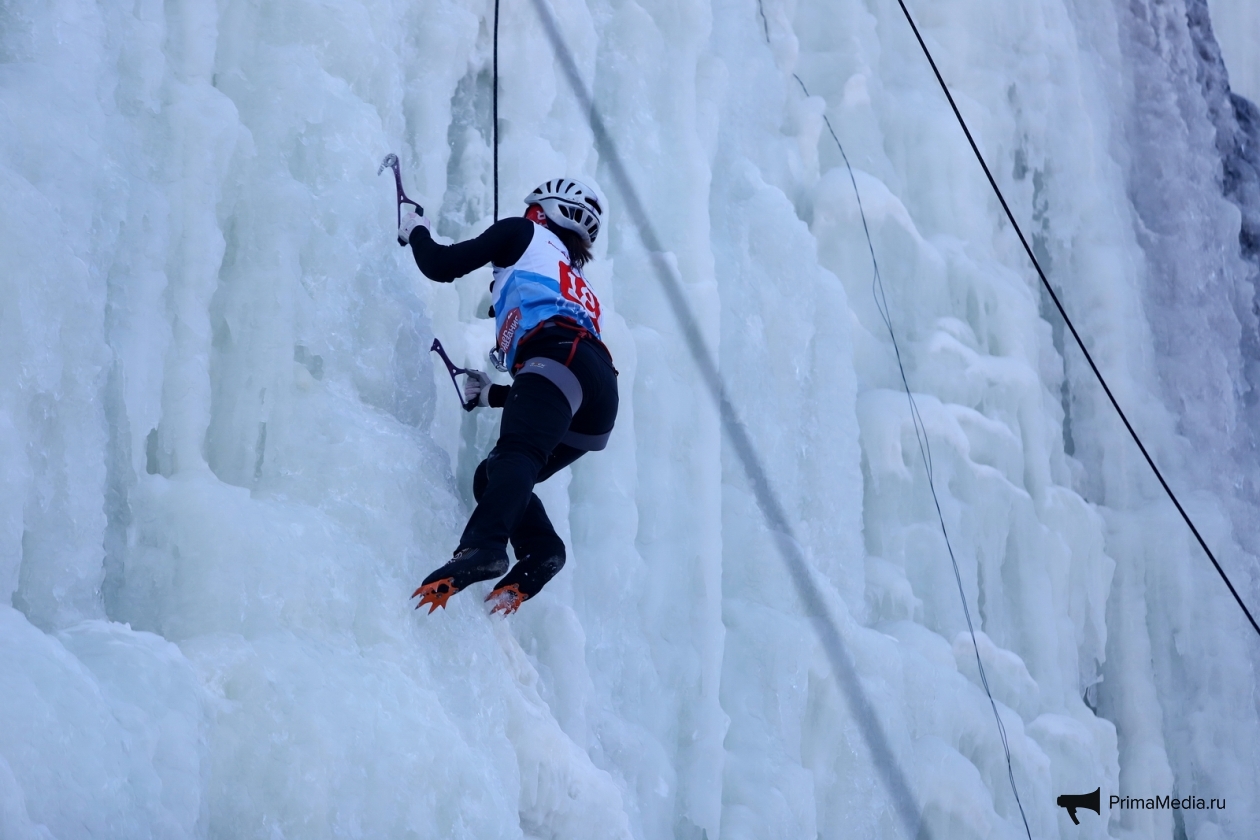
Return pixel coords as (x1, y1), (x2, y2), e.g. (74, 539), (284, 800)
(498, 307), (522, 353)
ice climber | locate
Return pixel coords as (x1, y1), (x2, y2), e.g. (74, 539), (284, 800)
(399, 179), (617, 616)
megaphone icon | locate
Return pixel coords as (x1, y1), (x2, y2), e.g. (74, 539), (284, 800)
(1056, 787), (1101, 825)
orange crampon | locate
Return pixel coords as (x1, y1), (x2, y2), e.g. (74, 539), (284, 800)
(412, 577), (459, 613)
(485, 583), (528, 616)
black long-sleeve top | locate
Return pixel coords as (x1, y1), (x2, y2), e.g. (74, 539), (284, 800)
(407, 216), (535, 282)
(409, 217), (538, 407)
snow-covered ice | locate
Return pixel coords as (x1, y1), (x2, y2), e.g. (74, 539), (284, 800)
(0, 0), (1257, 837)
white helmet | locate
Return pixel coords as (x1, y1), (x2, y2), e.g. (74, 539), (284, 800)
(525, 178), (603, 245)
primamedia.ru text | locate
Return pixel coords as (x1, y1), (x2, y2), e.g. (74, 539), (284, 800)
(1111, 795), (1224, 811)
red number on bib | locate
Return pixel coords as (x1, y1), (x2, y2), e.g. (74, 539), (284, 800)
(559, 262), (601, 329)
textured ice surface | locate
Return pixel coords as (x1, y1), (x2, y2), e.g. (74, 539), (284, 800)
(0, 0), (1257, 838)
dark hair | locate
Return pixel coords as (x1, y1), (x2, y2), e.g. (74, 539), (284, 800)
(547, 221), (593, 269)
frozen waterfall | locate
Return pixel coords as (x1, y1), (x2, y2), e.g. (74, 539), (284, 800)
(0, 0), (1257, 838)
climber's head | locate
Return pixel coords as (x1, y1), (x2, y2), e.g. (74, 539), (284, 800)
(524, 178), (603, 268)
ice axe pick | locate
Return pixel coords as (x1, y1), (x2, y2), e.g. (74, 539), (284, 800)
(378, 153), (423, 231)
(430, 338), (478, 412)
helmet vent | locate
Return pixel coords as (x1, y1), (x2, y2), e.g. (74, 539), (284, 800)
(522, 178), (604, 245)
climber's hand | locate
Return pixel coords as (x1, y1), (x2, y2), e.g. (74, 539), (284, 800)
(398, 204), (430, 246)
(463, 369), (492, 408)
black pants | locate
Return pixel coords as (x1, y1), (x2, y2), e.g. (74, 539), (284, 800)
(459, 330), (618, 564)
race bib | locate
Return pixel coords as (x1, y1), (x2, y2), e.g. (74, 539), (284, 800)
(559, 262), (601, 330)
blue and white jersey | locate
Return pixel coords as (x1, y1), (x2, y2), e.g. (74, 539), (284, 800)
(491, 222), (602, 370)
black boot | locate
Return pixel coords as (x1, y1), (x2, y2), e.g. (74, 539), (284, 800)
(485, 553), (566, 615)
(412, 547), (509, 613)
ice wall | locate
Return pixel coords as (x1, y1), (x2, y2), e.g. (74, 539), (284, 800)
(0, 0), (1257, 838)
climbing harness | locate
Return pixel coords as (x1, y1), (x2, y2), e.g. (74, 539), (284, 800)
(430, 338), (478, 412)
(517, 357), (583, 414)
(510, 317), (605, 371)
(508, 318), (616, 451)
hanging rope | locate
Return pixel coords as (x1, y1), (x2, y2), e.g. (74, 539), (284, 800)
(527, 1), (928, 834)
(493, 0), (501, 221)
(755, 4), (1034, 836)
(893, 0), (1260, 639)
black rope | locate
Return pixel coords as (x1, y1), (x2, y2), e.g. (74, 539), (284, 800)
(757, 4), (1034, 836)
(893, 0), (1260, 639)
(821, 76), (1035, 840)
(493, 0), (501, 221)
(528, 1), (928, 835)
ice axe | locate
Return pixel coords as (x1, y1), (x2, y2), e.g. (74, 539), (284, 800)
(378, 153), (423, 232)
(430, 338), (478, 412)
